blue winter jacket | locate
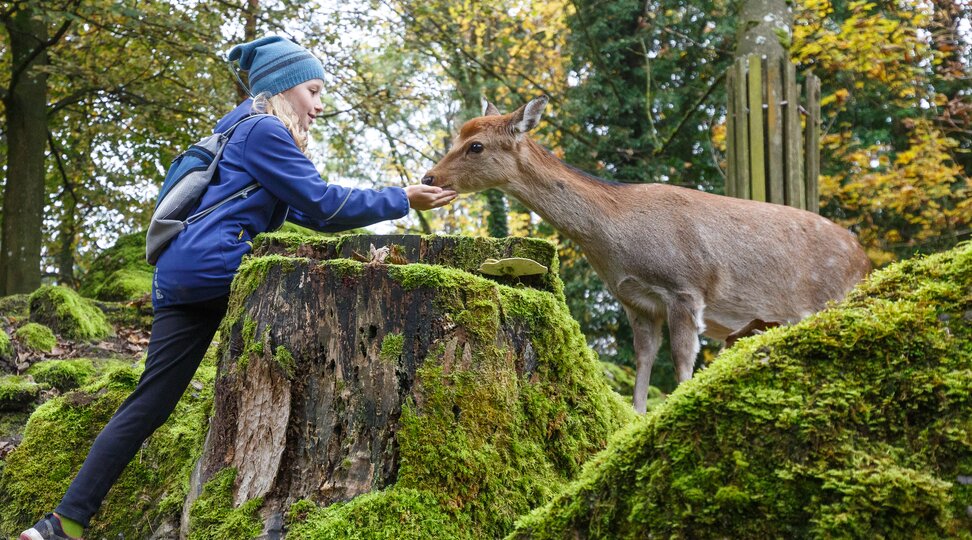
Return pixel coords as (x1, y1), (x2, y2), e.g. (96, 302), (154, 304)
(152, 99), (409, 309)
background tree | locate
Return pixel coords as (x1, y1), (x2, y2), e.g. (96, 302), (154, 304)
(0, 1), (235, 294)
(793, 0), (971, 265)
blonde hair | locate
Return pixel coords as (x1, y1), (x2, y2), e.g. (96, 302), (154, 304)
(251, 92), (309, 154)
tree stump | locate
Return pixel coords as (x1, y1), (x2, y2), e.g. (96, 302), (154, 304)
(180, 234), (631, 538)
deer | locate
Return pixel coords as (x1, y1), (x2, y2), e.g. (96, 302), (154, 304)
(422, 96), (871, 413)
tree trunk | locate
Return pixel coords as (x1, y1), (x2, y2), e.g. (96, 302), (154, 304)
(180, 234), (567, 536)
(55, 192), (78, 288)
(1, 7), (49, 295)
(735, 0), (789, 62)
(234, 0), (261, 103)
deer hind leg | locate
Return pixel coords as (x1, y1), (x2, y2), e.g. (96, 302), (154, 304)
(667, 296), (706, 383)
(625, 307), (664, 414)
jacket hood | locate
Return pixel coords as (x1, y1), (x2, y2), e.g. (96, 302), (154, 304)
(214, 99), (256, 133)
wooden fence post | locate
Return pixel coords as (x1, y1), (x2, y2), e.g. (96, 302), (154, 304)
(725, 54), (820, 212)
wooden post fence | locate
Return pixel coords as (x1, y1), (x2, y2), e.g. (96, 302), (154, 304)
(726, 54), (820, 213)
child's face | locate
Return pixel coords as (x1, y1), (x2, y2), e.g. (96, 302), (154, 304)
(281, 79), (325, 132)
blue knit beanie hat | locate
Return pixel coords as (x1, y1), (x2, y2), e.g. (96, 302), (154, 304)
(227, 36), (325, 96)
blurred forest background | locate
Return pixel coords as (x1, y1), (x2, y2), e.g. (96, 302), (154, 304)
(1, 0), (969, 390)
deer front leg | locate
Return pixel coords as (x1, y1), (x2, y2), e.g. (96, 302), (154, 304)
(625, 307), (664, 414)
(667, 297), (705, 383)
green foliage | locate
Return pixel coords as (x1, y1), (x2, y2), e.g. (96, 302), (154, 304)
(509, 242), (972, 538)
(78, 232), (153, 301)
(188, 469), (264, 540)
(14, 323), (57, 353)
(28, 286), (113, 342)
(26, 359), (96, 392)
(0, 351), (218, 538)
(793, 0), (972, 264)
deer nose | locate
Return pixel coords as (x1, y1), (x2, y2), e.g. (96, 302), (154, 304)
(422, 175), (435, 186)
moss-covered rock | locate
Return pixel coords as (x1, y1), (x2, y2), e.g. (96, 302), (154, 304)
(29, 286), (113, 342)
(0, 351), (217, 539)
(0, 376), (42, 412)
(0, 294), (30, 320)
(26, 359), (96, 392)
(0, 329), (12, 360)
(79, 232), (153, 301)
(14, 323), (57, 353)
(97, 268), (153, 303)
(509, 242), (972, 539)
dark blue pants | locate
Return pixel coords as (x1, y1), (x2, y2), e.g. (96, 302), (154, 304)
(55, 295), (228, 527)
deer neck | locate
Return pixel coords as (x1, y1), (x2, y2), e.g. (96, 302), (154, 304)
(503, 142), (620, 245)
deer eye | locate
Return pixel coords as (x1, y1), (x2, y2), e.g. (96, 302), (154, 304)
(468, 142), (484, 154)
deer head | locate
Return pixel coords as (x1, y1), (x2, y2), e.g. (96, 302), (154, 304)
(421, 96), (549, 193)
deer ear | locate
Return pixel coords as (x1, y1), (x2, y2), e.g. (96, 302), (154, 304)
(510, 96), (549, 135)
(482, 99), (501, 116)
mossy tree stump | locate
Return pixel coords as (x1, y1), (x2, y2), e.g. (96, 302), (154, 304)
(182, 234), (631, 538)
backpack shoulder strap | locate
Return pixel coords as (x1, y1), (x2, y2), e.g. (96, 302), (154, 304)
(219, 113), (276, 140)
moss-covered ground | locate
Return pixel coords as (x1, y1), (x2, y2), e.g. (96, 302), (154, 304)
(5, 233), (965, 539)
(509, 241), (972, 539)
(0, 350), (218, 538)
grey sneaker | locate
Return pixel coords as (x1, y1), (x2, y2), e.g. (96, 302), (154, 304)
(19, 513), (80, 540)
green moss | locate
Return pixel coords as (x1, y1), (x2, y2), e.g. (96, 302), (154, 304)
(97, 299), (153, 331)
(0, 351), (219, 538)
(95, 268), (153, 302)
(0, 410), (32, 439)
(286, 489), (472, 540)
(389, 264), (501, 342)
(379, 333), (404, 363)
(508, 242), (972, 539)
(321, 258), (363, 278)
(28, 286), (113, 342)
(188, 468), (264, 540)
(26, 359), (96, 392)
(0, 328), (12, 359)
(221, 255), (305, 337)
(273, 346), (295, 378)
(0, 376), (41, 411)
(15, 323), (56, 353)
(0, 294), (29, 319)
(78, 231), (154, 301)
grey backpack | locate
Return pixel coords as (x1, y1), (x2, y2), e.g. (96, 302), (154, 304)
(145, 114), (271, 264)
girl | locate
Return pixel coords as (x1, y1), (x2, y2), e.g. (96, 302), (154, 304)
(21, 35), (456, 540)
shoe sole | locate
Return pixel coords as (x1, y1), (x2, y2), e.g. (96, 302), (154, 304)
(20, 530), (44, 540)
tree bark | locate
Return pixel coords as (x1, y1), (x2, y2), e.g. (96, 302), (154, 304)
(1, 7), (50, 294)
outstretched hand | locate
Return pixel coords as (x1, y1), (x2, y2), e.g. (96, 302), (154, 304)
(405, 185), (458, 211)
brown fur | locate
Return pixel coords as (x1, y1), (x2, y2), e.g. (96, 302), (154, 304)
(423, 98), (871, 413)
